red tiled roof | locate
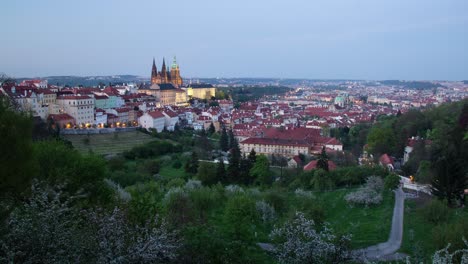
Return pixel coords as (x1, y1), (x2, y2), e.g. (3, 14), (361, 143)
(303, 160), (337, 171)
(240, 137), (309, 148)
(379, 154), (394, 166)
(147, 110), (165, 119)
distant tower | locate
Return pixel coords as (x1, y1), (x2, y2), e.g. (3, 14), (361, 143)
(161, 58), (169, 83)
(151, 58), (158, 85)
(170, 56), (183, 86)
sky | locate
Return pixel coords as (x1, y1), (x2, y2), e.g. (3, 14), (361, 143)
(1, 0), (467, 80)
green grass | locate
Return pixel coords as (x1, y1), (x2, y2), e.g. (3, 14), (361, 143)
(63, 130), (154, 155)
(317, 189), (394, 249)
(400, 198), (468, 262)
(159, 166), (188, 179)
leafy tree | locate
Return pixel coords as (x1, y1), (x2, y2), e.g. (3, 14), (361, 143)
(223, 194), (259, 242)
(316, 146), (329, 171)
(0, 96), (35, 197)
(431, 113), (468, 206)
(270, 212), (351, 264)
(250, 155), (272, 185)
(367, 125), (397, 156)
(384, 173), (401, 190)
(220, 126), (229, 151)
(0, 182), (180, 263)
(310, 169), (334, 191)
(196, 162), (217, 186)
(185, 151), (199, 174)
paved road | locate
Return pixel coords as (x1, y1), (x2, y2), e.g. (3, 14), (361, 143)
(353, 187), (407, 262)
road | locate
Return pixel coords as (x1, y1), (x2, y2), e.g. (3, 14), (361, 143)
(353, 187), (407, 262)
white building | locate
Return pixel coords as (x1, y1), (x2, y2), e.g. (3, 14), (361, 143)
(56, 95), (95, 126)
(139, 110), (165, 132)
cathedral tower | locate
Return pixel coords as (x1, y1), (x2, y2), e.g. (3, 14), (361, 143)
(170, 56), (183, 86)
(151, 58), (158, 85)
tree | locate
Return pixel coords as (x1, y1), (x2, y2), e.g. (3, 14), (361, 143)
(0, 182), (180, 263)
(248, 148), (257, 165)
(228, 129), (236, 150)
(220, 126), (229, 151)
(208, 122), (215, 135)
(270, 212), (351, 264)
(0, 95), (35, 198)
(310, 169), (334, 191)
(250, 155), (272, 185)
(227, 139), (241, 183)
(216, 155), (226, 183)
(197, 162), (217, 186)
(316, 146), (329, 171)
(384, 173), (401, 190)
(185, 151), (199, 174)
(367, 125), (397, 156)
(239, 155), (253, 185)
(223, 195), (258, 242)
(431, 108), (468, 206)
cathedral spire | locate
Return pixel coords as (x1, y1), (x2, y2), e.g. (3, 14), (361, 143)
(151, 57), (158, 85)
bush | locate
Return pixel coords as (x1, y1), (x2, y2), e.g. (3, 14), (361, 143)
(140, 159), (160, 175)
(310, 169), (335, 191)
(172, 160), (182, 169)
(384, 173), (401, 190)
(344, 176), (384, 206)
(256, 200), (277, 223)
(263, 191), (287, 213)
(423, 199), (450, 224)
(107, 155), (126, 171)
(166, 178), (186, 189)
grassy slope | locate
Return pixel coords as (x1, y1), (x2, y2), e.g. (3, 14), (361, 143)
(63, 131), (154, 155)
(400, 198), (468, 262)
(318, 189), (394, 249)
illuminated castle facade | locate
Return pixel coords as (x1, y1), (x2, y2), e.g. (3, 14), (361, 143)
(151, 57), (183, 87)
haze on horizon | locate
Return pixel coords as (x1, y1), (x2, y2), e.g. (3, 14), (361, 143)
(1, 0), (467, 81)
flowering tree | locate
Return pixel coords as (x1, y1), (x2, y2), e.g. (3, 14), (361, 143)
(345, 176), (384, 206)
(0, 181), (180, 263)
(270, 212), (351, 264)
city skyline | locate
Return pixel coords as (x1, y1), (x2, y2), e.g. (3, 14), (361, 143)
(2, 0), (467, 80)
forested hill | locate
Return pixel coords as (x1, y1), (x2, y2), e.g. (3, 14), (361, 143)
(380, 80), (443, 90)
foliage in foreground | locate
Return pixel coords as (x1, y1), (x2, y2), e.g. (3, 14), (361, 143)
(270, 212), (351, 264)
(0, 181), (180, 264)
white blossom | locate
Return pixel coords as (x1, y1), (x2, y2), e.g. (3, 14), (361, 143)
(270, 212), (351, 264)
(256, 200), (277, 223)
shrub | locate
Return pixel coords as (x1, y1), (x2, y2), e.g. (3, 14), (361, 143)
(384, 173), (401, 190)
(263, 191), (287, 213)
(256, 200), (277, 223)
(270, 212), (351, 264)
(344, 176), (384, 206)
(185, 179), (202, 190)
(225, 184), (245, 195)
(141, 159), (160, 175)
(166, 178), (186, 189)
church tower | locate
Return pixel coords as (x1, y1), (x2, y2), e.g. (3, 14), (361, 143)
(151, 58), (158, 85)
(161, 58), (169, 83)
(170, 56), (183, 86)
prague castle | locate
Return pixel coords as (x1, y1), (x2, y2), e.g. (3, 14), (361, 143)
(151, 57), (183, 87)
(139, 56), (215, 107)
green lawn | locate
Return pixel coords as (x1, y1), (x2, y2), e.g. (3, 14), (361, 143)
(317, 189), (394, 249)
(63, 130), (155, 155)
(400, 197), (468, 262)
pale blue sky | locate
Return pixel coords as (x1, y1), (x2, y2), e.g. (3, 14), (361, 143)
(1, 0), (467, 80)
